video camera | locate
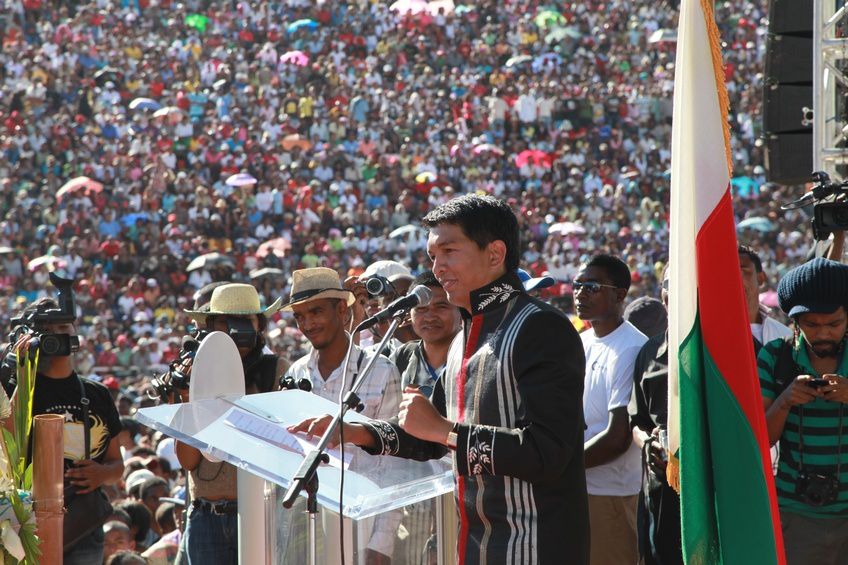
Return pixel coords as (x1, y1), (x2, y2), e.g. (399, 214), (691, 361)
(783, 171), (848, 240)
(149, 318), (260, 402)
(8, 272), (80, 357)
(149, 331), (207, 401)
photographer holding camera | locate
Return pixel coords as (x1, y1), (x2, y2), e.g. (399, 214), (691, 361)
(759, 258), (848, 564)
(6, 278), (124, 564)
(170, 283), (285, 565)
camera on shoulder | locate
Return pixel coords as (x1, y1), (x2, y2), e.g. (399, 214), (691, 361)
(9, 272), (80, 357)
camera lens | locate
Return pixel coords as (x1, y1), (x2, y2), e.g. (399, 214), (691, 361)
(365, 277), (387, 296)
(40, 335), (61, 356)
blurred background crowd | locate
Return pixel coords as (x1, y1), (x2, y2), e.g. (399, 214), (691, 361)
(0, 1), (811, 557)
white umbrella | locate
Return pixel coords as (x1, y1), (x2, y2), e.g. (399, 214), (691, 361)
(186, 252), (234, 272)
(389, 225), (427, 239)
(249, 267), (285, 279)
(27, 256), (62, 271)
(548, 222), (587, 236)
(0, 246), (14, 254)
(226, 173), (258, 187)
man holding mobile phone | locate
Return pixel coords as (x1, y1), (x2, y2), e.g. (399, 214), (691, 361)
(759, 258), (848, 565)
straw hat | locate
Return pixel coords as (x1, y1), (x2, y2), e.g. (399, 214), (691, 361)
(282, 267), (355, 311)
(184, 283), (283, 323)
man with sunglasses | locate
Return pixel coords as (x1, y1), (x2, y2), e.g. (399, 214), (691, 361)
(575, 254), (647, 565)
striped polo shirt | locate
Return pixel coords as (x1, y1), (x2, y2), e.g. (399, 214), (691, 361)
(758, 336), (848, 518)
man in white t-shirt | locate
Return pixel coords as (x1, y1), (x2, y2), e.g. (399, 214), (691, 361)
(575, 254), (647, 565)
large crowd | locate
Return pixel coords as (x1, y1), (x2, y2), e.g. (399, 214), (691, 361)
(0, 0), (828, 563)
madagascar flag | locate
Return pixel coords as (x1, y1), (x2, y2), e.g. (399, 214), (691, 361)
(666, 0), (786, 563)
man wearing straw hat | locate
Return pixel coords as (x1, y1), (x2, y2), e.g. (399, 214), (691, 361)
(279, 267), (403, 563)
(173, 283), (285, 564)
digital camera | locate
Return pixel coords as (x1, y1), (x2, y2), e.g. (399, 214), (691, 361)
(796, 470), (839, 507)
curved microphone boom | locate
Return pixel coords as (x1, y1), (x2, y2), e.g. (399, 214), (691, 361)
(357, 285), (432, 331)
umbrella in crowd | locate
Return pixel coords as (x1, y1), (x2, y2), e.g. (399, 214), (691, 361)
(286, 19), (319, 34)
(505, 55), (533, 68)
(534, 10), (565, 28)
(249, 267), (285, 280)
(389, 0), (428, 14)
(128, 98), (162, 112)
(515, 149), (552, 168)
(256, 238), (292, 259)
(389, 225), (427, 239)
(0, 247), (15, 254)
(92, 66), (122, 86)
(415, 171), (438, 183)
(737, 216), (777, 232)
(282, 134), (312, 151)
(152, 106), (184, 122)
(280, 50), (309, 66)
(549, 222), (587, 236)
(185, 13), (209, 32)
(473, 143), (505, 155)
(545, 26), (581, 43)
(454, 4), (474, 15)
(648, 29), (677, 43)
(56, 176), (104, 201)
(186, 252), (235, 272)
(121, 213), (150, 226)
(226, 173), (258, 187)
(27, 256), (63, 271)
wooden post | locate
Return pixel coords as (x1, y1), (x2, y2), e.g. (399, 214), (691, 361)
(32, 414), (64, 565)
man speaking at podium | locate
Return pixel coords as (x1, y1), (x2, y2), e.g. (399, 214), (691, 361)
(291, 195), (590, 564)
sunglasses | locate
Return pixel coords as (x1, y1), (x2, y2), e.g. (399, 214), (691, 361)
(572, 281), (619, 294)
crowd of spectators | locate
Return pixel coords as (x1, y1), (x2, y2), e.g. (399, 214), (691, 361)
(0, 0), (811, 444)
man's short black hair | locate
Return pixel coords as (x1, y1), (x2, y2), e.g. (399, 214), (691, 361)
(116, 501), (151, 543)
(738, 244), (763, 273)
(422, 194), (520, 272)
(584, 254), (632, 291)
(412, 270), (442, 289)
(21, 297), (61, 329)
(140, 477), (167, 501)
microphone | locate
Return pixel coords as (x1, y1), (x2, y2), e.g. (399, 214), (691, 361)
(358, 285), (432, 331)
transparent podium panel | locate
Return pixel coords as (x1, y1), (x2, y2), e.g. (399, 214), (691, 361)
(137, 390), (456, 563)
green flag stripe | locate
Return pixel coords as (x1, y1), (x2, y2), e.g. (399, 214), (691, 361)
(679, 317), (779, 564)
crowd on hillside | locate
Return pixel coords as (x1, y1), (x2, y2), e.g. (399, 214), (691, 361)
(0, 0), (810, 429)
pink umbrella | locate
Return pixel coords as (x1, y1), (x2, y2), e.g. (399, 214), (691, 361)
(280, 50), (309, 66)
(56, 176), (104, 201)
(515, 149), (552, 168)
(256, 238), (292, 259)
(473, 143), (504, 156)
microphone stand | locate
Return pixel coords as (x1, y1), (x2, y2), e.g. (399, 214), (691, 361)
(282, 314), (404, 565)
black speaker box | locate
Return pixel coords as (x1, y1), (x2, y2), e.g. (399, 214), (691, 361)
(764, 132), (814, 186)
(767, 0), (813, 36)
(763, 84), (813, 133)
(764, 35), (813, 84)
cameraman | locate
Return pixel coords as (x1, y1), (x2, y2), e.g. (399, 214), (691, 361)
(172, 283), (285, 565)
(11, 297), (123, 564)
(759, 258), (848, 564)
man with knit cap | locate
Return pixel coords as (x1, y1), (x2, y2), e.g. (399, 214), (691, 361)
(759, 257), (848, 564)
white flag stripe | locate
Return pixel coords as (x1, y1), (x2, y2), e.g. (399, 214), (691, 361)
(668, 0), (732, 455)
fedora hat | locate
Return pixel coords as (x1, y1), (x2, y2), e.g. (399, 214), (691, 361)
(282, 267), (355, 310)
(185, 283), (283, 323)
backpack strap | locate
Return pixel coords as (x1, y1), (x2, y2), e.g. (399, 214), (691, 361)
(772, 337), (801, 393)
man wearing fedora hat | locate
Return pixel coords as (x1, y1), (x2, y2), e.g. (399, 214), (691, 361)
(760, 258), (848, 564)
(173, 283), (286, 565)
(280, 267), (403, 563)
